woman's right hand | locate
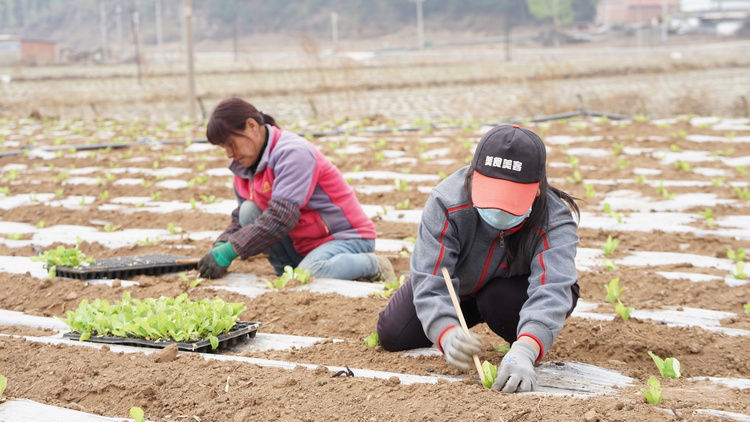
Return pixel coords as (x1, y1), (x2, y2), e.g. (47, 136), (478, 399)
(439, 326), (482, 370)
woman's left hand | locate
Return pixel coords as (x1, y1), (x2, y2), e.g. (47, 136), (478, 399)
(491, 341), (538, 393)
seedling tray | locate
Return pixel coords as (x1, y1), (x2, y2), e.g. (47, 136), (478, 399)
(55, 254), (200, 280)
(63, 321), (262, 353)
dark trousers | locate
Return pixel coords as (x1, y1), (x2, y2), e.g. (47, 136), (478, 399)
(376, 274), (580, 352)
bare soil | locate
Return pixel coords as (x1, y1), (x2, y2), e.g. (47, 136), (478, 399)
(0, 117), (749, 421)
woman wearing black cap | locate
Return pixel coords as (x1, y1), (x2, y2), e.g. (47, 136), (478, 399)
(376, 124), (580, 393)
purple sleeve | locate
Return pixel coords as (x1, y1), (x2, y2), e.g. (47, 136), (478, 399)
(269, 141), (317, 206)
(226, 198), (301, 259)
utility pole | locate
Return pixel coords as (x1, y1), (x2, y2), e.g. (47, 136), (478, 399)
(184, 0), (197, 121)
(410, 0), (425, 51)
(661, 0), (669, 44)
(99, 1), (109, 63)
(155, 0), (164, 62)
(130, 1), (143, 84)
(116, 0), (124, 62)
(331, 12), (338, 51)
(504, 0), (512, 61)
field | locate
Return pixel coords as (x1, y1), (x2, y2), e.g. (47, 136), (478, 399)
(0, 41), (750, 421)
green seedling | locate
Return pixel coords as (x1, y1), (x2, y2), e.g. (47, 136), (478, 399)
(481, 360), (498, 389)
(727, 248), (746, 262)
(671, 129), (688, 139)
(103, 224), (120, 232)
(364, 332), (379, 348)
(179, 272), (203, 288)
(673, 160), (692, 172)
(199, 194), (218, 204)
(141, 181), (154, 188)
(0, 187), (9, 196)
(190, 198), (198, 210)
(744, 303), (750, 314)
(130, 407), (145, 422)
(647, 351), (681, 379)
(396, 199), (410, 210)
(438, 171), (447, 180)
(136, 237), (159, 246)
(602, 203), (624, 223)
(28, 192), (37, 202)
(615, 300), (633, 321)
(264, 265), (311, 290)
(641, 376), (663, 405)
(711, 178), (725, 187)
(394, 179), (409, 191)
(7, 233), (22, 240)
(583, 183), (596, 198)
(736, 166), (748, 177)
(492, 344), (510, 354)
(698, 209), (715, 229)
(615, 158), (631, 170)
(374, 275), (406, 299)
(375, 151), (385, 162)
(565, 170), (582, 184)
(611, 143), (624, 156)
(634, 175), (647, 184)
(31, 245), (93, 278)
(134, 202), (144, 208)
(668, 143), (681, 152)
(734, 187), (750, 200)
(567, 155), (580, 168)
(165, 222), (183, 234)
(655, 180), (676, 199)
(63, 292), (245, 349)
(0, 374), (6, 402)
(633, 115), (651, 122)
(732, 262), (747, 280)
(151, 191), (162, 201)
(605, 278), (625, 303)
(79, 195), (87, 206)
(602, 236), (620, 256)
(36, 220), (46, 228)
(603, 258), (618, 271)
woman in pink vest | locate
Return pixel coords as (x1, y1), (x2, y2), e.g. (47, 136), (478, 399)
(197, 97), (395, 283)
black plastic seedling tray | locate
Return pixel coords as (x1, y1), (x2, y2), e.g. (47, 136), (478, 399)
(55, 254), (200, 280)
(63, 321), (262, 353)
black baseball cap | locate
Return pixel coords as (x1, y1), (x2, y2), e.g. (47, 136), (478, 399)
(471, 124), (546, 215)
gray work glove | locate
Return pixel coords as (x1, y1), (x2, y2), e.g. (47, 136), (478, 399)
(439, 327), (483, 370)
(492, 341), (538, 393)
(198, 251), (227, 279)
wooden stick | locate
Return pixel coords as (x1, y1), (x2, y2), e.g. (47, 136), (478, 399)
(176, 258), (200, 264)
(441, 267), (485, 384)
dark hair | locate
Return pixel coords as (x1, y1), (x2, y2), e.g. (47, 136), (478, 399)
(464, 171), (580, 267)
(206, 98), (277, 145)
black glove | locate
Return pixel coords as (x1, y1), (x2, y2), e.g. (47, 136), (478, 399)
(198, 250), (229, 279)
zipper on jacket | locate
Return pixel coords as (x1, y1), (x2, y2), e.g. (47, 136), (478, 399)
(499, 231), (505, 247)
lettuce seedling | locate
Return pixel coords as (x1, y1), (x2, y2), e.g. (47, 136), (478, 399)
(129, 406), (145, 422)
(0, 374), (6, 402)
(615, 300), (633, 321)
(481, 360), (497, 389)
(647, 351), (681, 379)
(374, 275), (406, 298)
(727, 248), (746, 262)
(364, 332), (379, 348)
(641, 376), (662, 404)
(492, 344), (510, 354)
(264, 266), (311, 290)
(602, 236), (620, 257)
(731, 262), (747, 280)
(744, 303), (750, 314)
(605, 278), (625, 303)
(31, 245), (93, 277)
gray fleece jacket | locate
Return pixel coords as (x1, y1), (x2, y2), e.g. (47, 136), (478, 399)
(411, 166), (579, 359)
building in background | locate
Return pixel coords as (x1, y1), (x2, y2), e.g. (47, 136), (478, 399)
(0, 35), (57, 66)
(597, 0), (681, 26)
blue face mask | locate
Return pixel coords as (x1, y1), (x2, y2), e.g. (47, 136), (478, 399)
(476, 206), (532, 230)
